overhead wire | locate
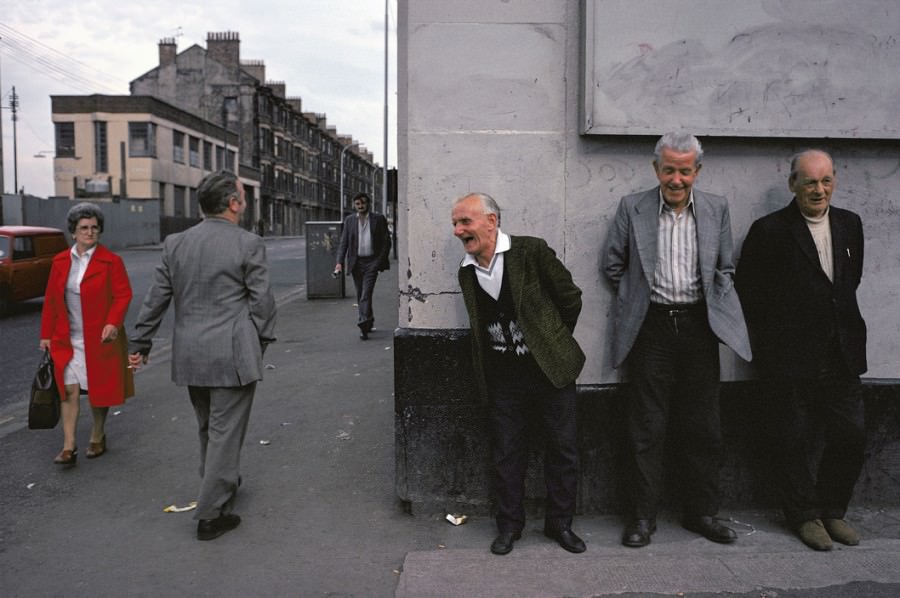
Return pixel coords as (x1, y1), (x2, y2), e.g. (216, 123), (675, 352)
(0, 22), (126, 94)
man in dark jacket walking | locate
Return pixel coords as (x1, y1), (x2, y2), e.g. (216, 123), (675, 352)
(336, 192), (391, 340)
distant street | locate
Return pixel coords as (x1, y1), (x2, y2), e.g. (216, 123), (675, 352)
(0, 236), (306, 428)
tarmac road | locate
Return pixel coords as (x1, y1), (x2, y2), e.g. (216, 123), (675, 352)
(1, 263), (899, 597)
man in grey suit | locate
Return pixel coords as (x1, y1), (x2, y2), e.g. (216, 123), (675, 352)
(129, 170), (276, 541)
(335, 192), (391, 340)
(602, 132), (752, 548)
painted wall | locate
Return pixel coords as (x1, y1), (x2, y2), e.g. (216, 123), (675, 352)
(398, 0), (900, 382)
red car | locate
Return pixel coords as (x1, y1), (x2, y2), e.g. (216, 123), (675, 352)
(0, 226), (69, 316)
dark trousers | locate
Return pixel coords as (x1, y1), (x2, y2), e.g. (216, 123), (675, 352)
(351, 256), (380, 332)
(487, 375), (578, 534)
(188, 383), (256, 520)
(626, 305), (722, 520)
(766, 369), (865, 525)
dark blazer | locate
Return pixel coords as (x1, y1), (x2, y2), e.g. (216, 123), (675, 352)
(602, 187), (752, 368)
(735, 200), (866, 379)
(337, 211), (391, 272)
(458, 235), (585, 401)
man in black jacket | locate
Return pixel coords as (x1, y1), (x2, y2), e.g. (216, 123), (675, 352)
(336, 192), (391, 340)
(736, 149), (867, 551)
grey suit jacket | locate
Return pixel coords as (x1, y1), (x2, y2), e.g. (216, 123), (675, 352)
(602, 187), (752, 368)
(130, 217), (277, 387)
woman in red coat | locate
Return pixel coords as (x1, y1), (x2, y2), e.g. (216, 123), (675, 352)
(39, 202), (133, 465)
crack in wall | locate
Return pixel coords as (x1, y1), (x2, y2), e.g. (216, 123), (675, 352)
(400, 285), (459, 303)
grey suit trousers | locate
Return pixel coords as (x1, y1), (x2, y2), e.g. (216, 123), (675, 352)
(188, 383), (256, 520)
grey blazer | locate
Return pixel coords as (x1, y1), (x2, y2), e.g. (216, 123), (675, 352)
(602, 187), (752, 368)
(130, 217), (277, 387)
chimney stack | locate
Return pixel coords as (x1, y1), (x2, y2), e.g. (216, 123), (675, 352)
(206, 31), (240, 68)
(159, 38), (177, 66)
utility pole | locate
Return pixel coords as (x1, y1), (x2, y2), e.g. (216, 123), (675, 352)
(0, 35), (5, 196)
(11, 86), (18, 194)
(382, 0), (389, 216)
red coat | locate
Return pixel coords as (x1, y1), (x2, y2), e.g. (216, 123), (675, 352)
(40, 244), (134, 407)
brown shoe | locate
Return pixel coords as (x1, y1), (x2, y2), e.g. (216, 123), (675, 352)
(53, 447), (78, 466)
(798, 519), (833, 551)
(86, 436), (107, 459)
(823, 518), (860, 546)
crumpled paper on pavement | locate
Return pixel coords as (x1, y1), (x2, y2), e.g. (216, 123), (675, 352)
(163, 501), (197, 513)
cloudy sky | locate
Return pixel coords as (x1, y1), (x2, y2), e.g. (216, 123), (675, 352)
(1, 0), (397, 197)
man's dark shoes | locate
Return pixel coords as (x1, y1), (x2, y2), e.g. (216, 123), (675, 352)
(490, 530), (521, 555)
(622, 518), (656, 547)
(544, 526), (586, 553)
(683, 515), (737, 544)
(197, 513), (241, 541)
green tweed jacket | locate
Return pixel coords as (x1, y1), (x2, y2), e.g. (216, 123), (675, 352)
(458, 235), (585, 401)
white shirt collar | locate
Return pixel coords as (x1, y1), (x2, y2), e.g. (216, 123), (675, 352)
(461, 229), (510, 271)
(658, 188), (695, 215)
(70, 244), (97, 261)
(462, 230), (510, 300)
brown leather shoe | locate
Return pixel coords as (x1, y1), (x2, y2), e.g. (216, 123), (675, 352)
(54, 447), (77, 466)
(823, 518), (860, 546)
(86, 436), (107, 459)
(798, 519), (833, 551)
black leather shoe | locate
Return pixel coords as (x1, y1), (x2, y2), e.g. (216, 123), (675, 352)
(490, 531), (521, 555)
(683, 515), (737, 544)
(197, 513), (241, 541)
(359, 330), (369, 340)
(622, 518), (656, 547)
(544, 526), (586, 553)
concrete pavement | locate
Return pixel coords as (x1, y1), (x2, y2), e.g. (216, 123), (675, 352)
(1, 260), (899, 597)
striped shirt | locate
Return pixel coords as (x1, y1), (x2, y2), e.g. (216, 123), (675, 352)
(651, 191), (703, 304)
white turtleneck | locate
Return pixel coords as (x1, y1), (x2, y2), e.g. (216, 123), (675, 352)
(804, 209), (833, 282)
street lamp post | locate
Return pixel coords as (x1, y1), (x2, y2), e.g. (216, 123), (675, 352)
(339, 142), (358, 220)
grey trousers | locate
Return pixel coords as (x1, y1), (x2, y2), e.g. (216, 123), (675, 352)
(188, 383), (256, 520)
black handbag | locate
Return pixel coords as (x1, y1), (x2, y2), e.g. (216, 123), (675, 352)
(28, 349), (60, 429)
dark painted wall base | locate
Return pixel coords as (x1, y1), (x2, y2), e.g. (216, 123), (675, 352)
(395, 328), (900, 517)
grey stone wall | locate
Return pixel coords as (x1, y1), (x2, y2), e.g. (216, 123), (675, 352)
(395, 329), (900, 517)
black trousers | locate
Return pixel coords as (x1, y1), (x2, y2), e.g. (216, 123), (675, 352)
(487, 373), (578, 534)
(765, 360), (866, 525)
(626, 304), (722, 520)
(351, 256), (380, 332)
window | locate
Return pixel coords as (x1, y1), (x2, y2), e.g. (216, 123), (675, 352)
(94, 121), (108, 172)
(203, 141), (213, 170)
(13, 236), (35, 260)
(174, 185), (186, 217)
(226, 149), (236, 172)
(190, 187), (199, 217)
(55, 122), (75, 157)
(215, 145), (225, 170)
(172, 130), (185, 163)
(224, 97), (239, 124)
(129, 122), (157, 157)
(189, 136), (201, 168)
